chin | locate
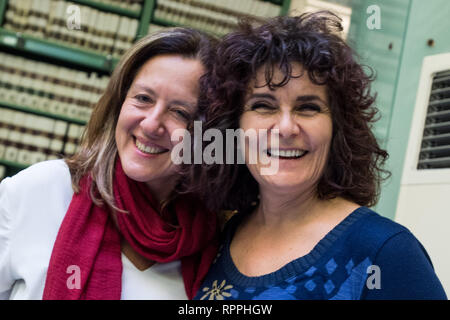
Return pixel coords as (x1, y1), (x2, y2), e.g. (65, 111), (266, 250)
(122, 168), (151, 183)
(260, 177), (302, 189)
(260, 172), (318, 193)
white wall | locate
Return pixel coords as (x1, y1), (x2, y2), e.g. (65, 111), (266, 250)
(395, 183), (450, 295)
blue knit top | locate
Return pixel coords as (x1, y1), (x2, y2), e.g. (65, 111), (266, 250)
(194, 207), (447, 300)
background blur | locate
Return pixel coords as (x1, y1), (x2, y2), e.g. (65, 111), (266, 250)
(0, 0), (449, 296)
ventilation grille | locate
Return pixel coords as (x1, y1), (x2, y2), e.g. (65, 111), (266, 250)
(418, 69), (450, 169)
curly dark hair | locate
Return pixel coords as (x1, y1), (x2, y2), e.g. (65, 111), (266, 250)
(181, 11), (390, 213)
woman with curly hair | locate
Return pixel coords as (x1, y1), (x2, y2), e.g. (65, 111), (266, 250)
(191, 12), (447, 300)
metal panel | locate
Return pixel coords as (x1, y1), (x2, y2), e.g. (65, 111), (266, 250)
(419, 70), (450, 169)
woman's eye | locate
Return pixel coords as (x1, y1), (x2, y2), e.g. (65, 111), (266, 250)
(135, 95), (153, 104)
(296, 104), (321, 114)
(173, 109), (191, 121)
(250, 103), (277, 112)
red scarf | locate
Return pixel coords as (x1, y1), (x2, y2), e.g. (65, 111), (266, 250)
(43, 159), (218, 300)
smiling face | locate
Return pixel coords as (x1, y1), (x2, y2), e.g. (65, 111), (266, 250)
(240, 62), (333, 196)
(115, 54), (204, 199)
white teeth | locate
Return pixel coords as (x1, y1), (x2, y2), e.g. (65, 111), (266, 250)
(269, 149), (307, 158)
(135, 140), (166, 154)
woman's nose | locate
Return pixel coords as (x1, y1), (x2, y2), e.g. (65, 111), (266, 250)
(275, 111), (300, 139)
(140, 102), (166, 137)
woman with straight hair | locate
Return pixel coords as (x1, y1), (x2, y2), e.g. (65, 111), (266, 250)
(188, 12), (447, 300)
(0, 28), (219, 300)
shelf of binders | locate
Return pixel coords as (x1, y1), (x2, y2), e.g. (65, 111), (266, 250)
(149, 0), (292, 37)
(0, 0), (291, 74)
(0, 27), (118, 73)
(150, 16), (224, 37)
(0, 100), (87, 126)
(0, 0), (155, 72)
(0, 101), (88, 174)
(69, 0), (142, 19)
(0, 47), (108, 130)
(261, 0), (292, 15)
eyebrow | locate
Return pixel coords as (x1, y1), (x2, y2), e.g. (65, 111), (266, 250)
(249, 93), (328, 105)
(132, 83), (156, 96)
(248, 93), (277, 101)
(132, 83), (197, 109)
(296, 95), (328, 105)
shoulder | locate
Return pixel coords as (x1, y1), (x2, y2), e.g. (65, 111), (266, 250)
(359, 207), (409, 235)
(0, 159), (74, 223)
(356, 210), (434, 269)
(336, 207), (418, 265)
(1, 159), (72, 196)
(6, 158), (70, 183)
(356, 211), (448, 299)
(340, 208), (447, 299)
(347, 207), (412, 252)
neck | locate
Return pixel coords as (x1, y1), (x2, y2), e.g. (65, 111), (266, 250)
(254, 185), (321, 228)
(146, 177), (177, 205)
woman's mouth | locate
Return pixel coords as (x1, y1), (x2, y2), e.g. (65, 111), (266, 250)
(266, 148), (308, 159)
(135, 138), (169, 155)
